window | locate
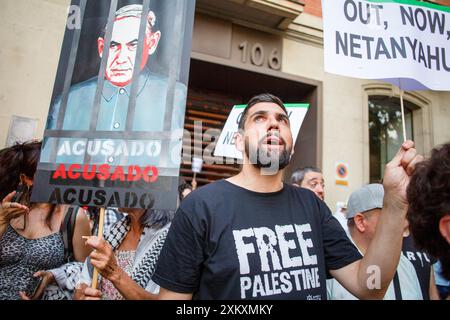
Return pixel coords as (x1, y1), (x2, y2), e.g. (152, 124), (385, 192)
(368, 96), (415, 183)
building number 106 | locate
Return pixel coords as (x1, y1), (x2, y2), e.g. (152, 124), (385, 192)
(238, 41), (281, 70)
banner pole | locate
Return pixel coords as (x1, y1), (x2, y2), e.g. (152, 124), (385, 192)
(192, 172), (197, 190)
(91, 207), (105, 289)
(399, 89), (407, 142)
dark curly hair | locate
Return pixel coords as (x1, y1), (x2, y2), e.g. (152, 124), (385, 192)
(407, 142), (450, 280)
(178, 180), (192, 201)
(0, 140), (42, 199)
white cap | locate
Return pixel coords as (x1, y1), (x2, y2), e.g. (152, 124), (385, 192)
(346, 184), (384, 219)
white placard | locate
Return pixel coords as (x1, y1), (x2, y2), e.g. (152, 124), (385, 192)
(192, 157), (203, 173)
(322, 0), (450, 91)
(214, 103), (310, 159)
(6, 115), (38, 147)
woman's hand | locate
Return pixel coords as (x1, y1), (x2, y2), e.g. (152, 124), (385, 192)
(0, 191), (30, 238)
(84, 236), (123, 283)
(18, 271), (55, 300)
(1, 191), (29, 212)
(0, 191), (29, 224)
(74, 283), (103, 300)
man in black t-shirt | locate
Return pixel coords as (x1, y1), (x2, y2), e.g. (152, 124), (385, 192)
(152, 93), (423, 300)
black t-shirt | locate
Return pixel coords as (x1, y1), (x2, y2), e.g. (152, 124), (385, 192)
(402, 235), (436, 300)
(152, 180), (362, 300)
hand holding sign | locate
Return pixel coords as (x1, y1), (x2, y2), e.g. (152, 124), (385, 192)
(382, 140), (423, 213)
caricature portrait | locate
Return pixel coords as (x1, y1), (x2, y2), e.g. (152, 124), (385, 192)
(40, 2), (188, 167)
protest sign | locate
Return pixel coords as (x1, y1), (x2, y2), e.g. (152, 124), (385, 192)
(32, 0), (196, 211)
(214, 103), (310, 159)
(322, 0), (450, 91)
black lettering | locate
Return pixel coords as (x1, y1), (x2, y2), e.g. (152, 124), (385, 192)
(350, 33), (362, 58)
(236, 112), (243, 125)
(223, 132), (235, 145)
(63, 188), (77, 204)
(93, 190), (106, 206)
(107, 192), (121, 207)
(361, 36), (374, 59)
(359, 2), (370, 24)
(125, 192), (138, 207)
(78, 189), (92, 205)
(418, 42), (428, 67)
(375, 38), (391, 59)
(442, 48), (450, 71)
(406, 37), (418, 60)
(139, 193), (155, 209)
(336, 31), (348, 55)
(48, 188), (62, 203)
(390, 37), (407, 59)
(427, 10), (446, 34)
(344, 0), (357, 22)
(400, 6), (445, 34)
(400, 6), (415, 26)
(372, 4), (383, 26)
(427, 45), (440, 70)
(415, 8), (427, 31)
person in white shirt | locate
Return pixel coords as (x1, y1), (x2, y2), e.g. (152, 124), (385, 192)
(327, 184), (423, 300)
(333, 201), (349, 233)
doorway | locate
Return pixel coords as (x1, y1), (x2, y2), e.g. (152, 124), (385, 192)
(181, 59), (321, 187)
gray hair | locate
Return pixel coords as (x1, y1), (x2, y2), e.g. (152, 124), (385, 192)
(115, 4), (156, 27)
(291, 166), (322, 185)
(141, 209), (174, 229)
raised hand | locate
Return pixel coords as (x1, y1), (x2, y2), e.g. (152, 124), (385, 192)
(382, 140), (423, 213)
(1, 191), (29, 212)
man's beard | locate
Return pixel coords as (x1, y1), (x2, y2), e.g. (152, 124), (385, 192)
(244, 134), (292, 171)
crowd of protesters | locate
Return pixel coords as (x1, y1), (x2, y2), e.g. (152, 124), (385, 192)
(0, 94), (449, 300)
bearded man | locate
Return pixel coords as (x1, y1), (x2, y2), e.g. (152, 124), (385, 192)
(151, 93), (423, 300)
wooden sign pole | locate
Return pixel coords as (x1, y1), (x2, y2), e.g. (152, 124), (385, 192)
(192, 172), (197, 190)
(399, 89), (407, 143)
(91, 207), (105, 289)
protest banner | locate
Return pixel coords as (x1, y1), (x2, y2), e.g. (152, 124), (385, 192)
(323, 0), (450, 90)
(31, 0), (196, 211)
(214, 103), (310, 159)
(322, 0), (450, 140)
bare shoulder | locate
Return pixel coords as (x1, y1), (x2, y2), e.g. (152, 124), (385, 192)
(75, 207), (89, 221)
(74, 207), (91, 234)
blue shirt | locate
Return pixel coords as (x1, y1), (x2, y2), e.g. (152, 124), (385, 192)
(434, 261), (450, 286)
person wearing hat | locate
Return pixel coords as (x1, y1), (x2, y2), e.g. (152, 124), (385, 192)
(327, 184), (423, 300)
